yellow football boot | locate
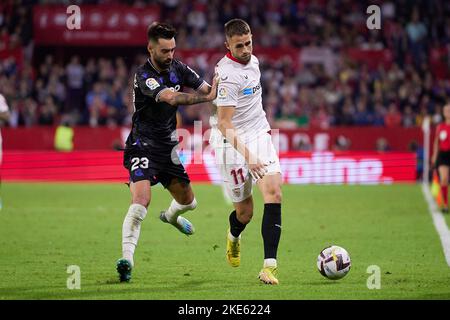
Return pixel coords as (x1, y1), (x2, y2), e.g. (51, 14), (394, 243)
(226, 229), (241, 267)
(258, 267), (279, 285)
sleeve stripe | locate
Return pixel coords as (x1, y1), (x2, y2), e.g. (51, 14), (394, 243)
(216, 104), (236, 108)
(195, 80), (209, 91)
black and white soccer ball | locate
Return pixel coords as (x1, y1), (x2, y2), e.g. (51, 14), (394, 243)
(317, 245), (351, 280)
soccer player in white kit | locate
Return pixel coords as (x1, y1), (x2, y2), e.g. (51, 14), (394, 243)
(209, 19), (282, 285)
(0, 94), (10, 165)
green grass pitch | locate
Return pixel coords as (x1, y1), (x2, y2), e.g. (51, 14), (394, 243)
(1, 182), (450, 300)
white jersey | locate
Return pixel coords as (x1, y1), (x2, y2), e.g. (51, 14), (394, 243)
(0, 94), (9, 164)
(209, 55), (281, 200)
(0, 94), (8, 113)
(210, 53), (270, 146)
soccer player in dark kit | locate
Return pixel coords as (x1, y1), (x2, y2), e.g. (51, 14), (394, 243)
(116, 22), (218, 282)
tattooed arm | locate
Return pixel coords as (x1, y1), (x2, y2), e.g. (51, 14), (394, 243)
(159, 75), (218, 106)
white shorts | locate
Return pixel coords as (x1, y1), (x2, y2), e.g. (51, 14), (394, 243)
(213, 131), (281, 203)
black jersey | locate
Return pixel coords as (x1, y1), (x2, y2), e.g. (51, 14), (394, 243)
(126, 58), (205, 155)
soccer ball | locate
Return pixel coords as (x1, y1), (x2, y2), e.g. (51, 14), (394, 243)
(317, 245), (351, 280)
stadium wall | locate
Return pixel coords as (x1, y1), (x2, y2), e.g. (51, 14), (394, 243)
(2, 126), (422, 152)
(2, 150), (416, 184)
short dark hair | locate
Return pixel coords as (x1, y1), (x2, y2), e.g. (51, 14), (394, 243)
(147, 22), (176, 42)
(224, 19), (251, 38)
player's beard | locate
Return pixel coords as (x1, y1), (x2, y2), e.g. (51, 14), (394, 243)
(154, 56), (172, 71)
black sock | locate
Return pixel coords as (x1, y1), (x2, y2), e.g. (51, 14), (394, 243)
(262, 203), (281, 259)
(229, 210), (247, 238)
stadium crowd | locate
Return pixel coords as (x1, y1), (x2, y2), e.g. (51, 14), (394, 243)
(0, 0), (449, 129)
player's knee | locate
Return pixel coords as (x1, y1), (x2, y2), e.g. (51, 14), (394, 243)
(265, 187), (282, 203)
(132, 195), (150, 208)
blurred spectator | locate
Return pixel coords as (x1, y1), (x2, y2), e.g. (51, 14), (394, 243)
(333, 135), (351, 151)
(376, 137), (391, 152)
(432, 105), (443, 125)
(384, 103), (402, 127)
(38, 96), (58, 125)
(406, 9), (428, 67)
(293, 135), (312, 151)
(310, 105), (330, 130)
(353, 99), (373, 126)
(402, 105), (416, 128)
(65, 56), (85, 113)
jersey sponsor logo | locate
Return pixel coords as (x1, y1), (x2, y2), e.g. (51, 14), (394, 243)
(169, 85), (181, 92)
(243, 88), (252, 95)
(218, 87), (227, 99)
(242, 83), (261, 95)
(220, 75), (228, 81)
(440, 130), (448, 141)
(145, 78), (160, 90)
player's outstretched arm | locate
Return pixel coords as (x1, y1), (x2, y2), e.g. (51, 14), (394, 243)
(159, 75), (218, 106)
(217, 106), (267, 180)
(196, 82), (213, 95)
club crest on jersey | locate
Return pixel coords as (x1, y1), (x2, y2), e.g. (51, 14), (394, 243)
(440, 130), (448, 141)
(146, 78), (160, 90)
(232, 188), (241, 198)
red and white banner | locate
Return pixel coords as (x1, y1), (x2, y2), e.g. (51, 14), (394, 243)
(33, 5), (160, 46)
(2, 151), (416, 184)
(2, 126), (422, 152)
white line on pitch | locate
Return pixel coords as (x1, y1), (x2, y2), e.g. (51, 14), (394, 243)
(421, 183), (450, 267)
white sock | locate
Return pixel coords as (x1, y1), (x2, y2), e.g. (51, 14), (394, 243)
(123, 250), (134, 266)
(264, 258), (277, 268)
(228, 231), (241, 243)
(122, 203), (147, 266)
(164, 198), (197, 224)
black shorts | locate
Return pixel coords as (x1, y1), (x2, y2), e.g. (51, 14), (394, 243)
(436, 151), (450, 167)
(123, 147), (190, 188)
